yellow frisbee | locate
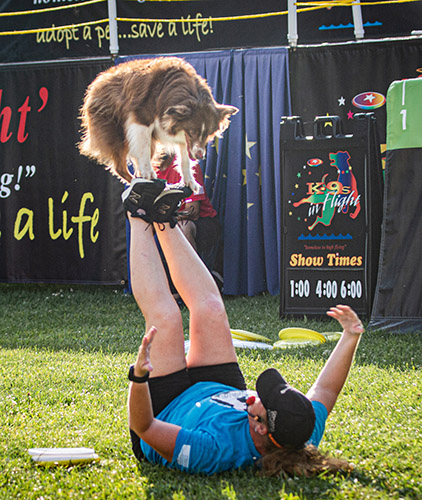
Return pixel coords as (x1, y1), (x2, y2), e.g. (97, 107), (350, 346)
(230, 329), (272, 343)
(273, 338), (323, 349)
(278, 327), (326, 343)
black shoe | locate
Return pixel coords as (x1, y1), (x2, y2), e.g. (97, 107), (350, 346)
(151, 186), (193, 228)
(122, 178), (166, 217)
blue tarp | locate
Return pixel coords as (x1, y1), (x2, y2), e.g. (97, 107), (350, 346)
(119, 47), (291, 295)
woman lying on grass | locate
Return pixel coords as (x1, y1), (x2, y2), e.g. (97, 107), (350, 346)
(124, 178), (364, 477)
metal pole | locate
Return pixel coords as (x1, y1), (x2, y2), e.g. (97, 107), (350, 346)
(287, 0), (298, 47)
(352, 1), (365, 40)
(107, 0), (119, 57)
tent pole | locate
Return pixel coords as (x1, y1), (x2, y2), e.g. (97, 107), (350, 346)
(108, 0), (119, 57)
(352, 1), (365, 40)
(287, 0), (298, 47)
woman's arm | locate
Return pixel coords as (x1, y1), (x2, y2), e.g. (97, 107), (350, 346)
(306, 305), (364, 414)
(127, 327), (181, 462)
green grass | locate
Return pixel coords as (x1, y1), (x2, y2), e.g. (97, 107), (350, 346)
(0, 284), (421, 499)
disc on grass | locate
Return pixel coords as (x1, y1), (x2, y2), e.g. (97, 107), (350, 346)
(230, 329), (272, 343)
(273, 338), (323, 349)
(278, 327), (326, 343)
(231, 339), (273, 350)
(322, 331), (343, 341)
(28, 448), (99, 466)
(185, 339), (273, 352)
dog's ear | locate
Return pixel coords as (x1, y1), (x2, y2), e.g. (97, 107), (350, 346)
(216, 104), (239, 135)
(164, 105), (192, 119)
(219, 104), (239, 119)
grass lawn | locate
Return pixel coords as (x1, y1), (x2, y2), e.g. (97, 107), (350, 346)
(1, 283), (421, 499)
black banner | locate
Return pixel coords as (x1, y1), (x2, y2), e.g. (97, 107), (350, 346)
(369, 78), (422, 332)
(0, 59), (128, 284)
(1, 1), (422, 63)
(117, 0), (286, 54)
(0, 0), (287, 62)
(280, 114), (383, 317)
(369, 149), (422, 332)
(296, 1), (422, 44)
(289, 38), (422, 148)
(0, 0), (109, 63)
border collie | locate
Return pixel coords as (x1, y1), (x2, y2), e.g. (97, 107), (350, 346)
(79, 57), (238, 192)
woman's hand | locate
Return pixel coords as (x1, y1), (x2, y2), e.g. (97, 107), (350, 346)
(134, 326), (157, 377)
(326, 305), (364, 336)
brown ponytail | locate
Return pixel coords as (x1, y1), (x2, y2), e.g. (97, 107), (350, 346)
(259, 444), (354, 477)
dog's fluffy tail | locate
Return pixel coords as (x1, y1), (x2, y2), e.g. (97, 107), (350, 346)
(79, 131), (132, 184)
(78, 111), (132, 184)
(78, 132), (93, 159)
(78, 128), (107, 165)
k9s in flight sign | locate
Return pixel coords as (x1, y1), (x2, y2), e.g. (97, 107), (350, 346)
(280, 114), (383, 317)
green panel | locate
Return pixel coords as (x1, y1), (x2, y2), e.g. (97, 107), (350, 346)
(387, 78), (422, 150)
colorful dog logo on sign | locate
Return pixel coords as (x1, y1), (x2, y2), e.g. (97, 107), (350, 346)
(293, 151), (361, 231)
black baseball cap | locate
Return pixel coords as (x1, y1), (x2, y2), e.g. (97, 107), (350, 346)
(256, 368), (316, 448)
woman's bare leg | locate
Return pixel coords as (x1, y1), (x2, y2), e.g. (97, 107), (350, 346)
(129, 217), (186, 377)
(154, 223), (237, 368)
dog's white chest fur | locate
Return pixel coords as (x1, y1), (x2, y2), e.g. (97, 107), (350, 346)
(125, 117), (198, 191)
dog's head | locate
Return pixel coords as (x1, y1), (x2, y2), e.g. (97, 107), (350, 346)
(163, 102), (238, 161)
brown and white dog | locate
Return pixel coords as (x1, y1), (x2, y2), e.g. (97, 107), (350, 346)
(79, 57), (238, 192)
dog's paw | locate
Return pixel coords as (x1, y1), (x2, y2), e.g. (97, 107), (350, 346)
(135, 167), (157, 180)
(186, 178), (201, 194)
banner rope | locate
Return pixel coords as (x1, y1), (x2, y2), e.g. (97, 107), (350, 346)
(125, 0), (205, 2)
(116, 12), (288, 23)
(296, 0), (422, 6)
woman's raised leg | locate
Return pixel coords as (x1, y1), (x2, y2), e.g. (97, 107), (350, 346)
(154, 223), (237, 368)
(129, 217), (187, 377)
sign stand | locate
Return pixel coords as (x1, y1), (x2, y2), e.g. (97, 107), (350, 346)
(280, 114), (383, 317)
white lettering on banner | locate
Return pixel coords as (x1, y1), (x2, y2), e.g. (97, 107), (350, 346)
(0, 166), (37, 199)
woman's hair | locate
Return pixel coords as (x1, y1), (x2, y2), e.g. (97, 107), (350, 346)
(259, 443), (354, 477)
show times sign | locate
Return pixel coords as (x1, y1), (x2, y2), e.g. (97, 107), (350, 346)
(280, 117), (375, 316)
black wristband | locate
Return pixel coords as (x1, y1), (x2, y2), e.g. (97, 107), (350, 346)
(128, 364), (150, 383)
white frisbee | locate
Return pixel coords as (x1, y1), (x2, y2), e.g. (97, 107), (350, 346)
(184, 339), (273, 352)
(28, 447), (99, 466)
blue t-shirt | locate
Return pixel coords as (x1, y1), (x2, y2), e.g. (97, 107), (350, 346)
(139, 381), (327, 475)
